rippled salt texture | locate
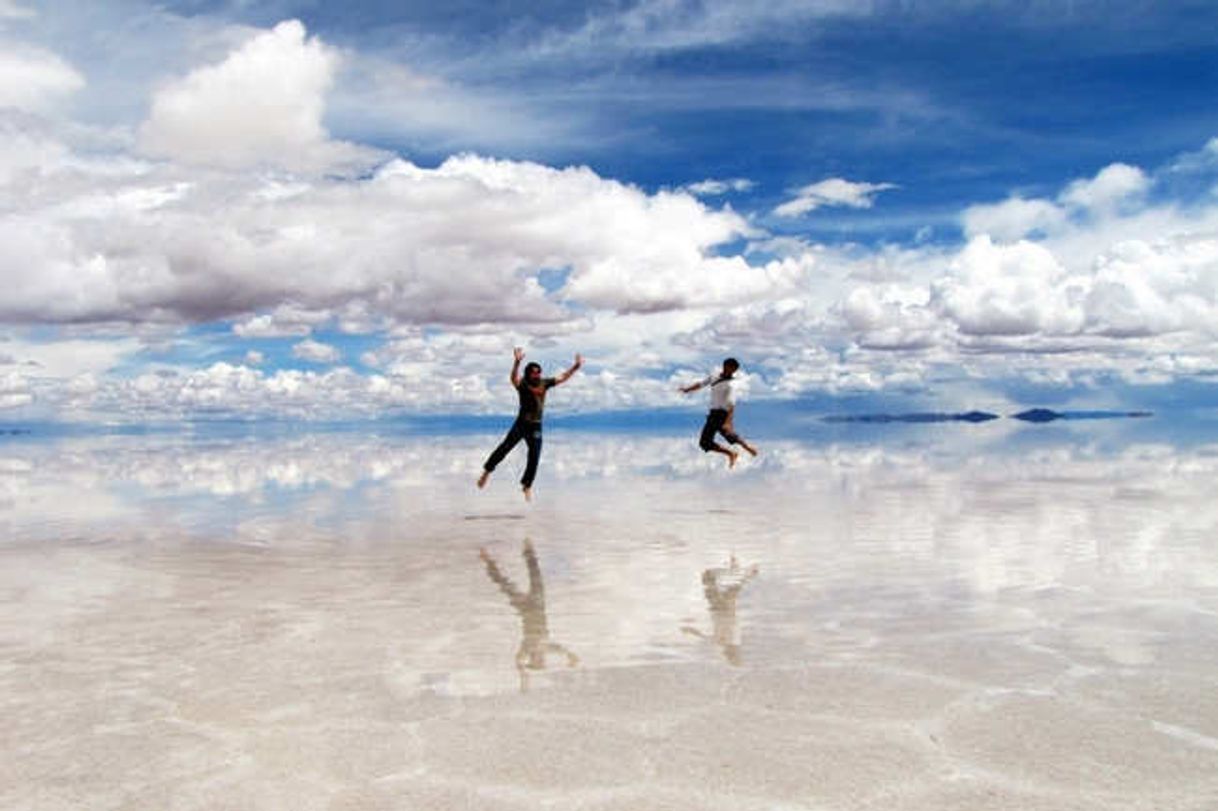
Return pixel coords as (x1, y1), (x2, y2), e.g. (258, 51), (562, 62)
(3, 427), (1218, 810)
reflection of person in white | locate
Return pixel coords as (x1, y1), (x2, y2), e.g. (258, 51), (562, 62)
(681, 556), (759, 666)
(680, 357), (758, 468)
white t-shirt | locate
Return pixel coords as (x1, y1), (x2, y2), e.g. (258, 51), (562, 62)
(702, 374), (736, 410)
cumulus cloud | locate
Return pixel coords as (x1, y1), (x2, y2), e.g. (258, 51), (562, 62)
(291, 338), (340, 364)
(0, 45), (84, 112)
(773, 178), (896, 218)
(233, 307), (325, 338)
(961, 197), (1068, 241)
(963, 163), (1153, 242)
(1, 119), (787, 328)
(840, 286), (942, 350)
(1083, 236), (1218, 338)
(942, 160), (1218, 350)
(932, 236), (1085, 337)
(1059, 163), (1149, 213)
(138, 20), (376, 172)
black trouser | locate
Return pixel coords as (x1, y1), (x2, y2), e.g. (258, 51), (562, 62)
(699, 408), (739, 451)
(484, 418), (543, 487)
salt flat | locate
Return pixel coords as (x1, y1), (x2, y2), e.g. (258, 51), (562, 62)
(3, 428), (1218, 809)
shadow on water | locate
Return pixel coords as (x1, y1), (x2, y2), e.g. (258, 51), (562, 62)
(479, 538), (579, 691)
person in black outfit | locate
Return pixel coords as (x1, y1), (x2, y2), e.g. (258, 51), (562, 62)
(477, 346), (583, 500)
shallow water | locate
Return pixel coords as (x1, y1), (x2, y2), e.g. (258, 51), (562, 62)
(3, 425), (1218, 809)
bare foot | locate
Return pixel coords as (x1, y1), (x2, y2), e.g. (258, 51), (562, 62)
(727, 450), (739, 469)
(746, 445), (759, 457)
(522, 486), (532, 502)
(477, 470), (490, 489)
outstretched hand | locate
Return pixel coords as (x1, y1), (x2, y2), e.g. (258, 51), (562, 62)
(573, 353), (583, 368)
(513, 347), (525, 362)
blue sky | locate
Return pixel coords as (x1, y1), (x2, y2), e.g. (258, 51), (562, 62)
(3, 0), (1218, 420)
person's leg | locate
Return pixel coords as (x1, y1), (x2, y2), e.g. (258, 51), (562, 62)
(698, 411), (723, 451)
(719, 423), (758, 457)
(479, 420), (525, 487)
(700, 410), (738, 468)
(520, 422), (543, 497)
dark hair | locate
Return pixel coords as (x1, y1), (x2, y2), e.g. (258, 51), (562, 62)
(523, 362), (542, 377)
(723, 357), (740, 371)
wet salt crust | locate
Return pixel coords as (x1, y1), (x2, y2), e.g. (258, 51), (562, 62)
(3, 431), (1218, 810)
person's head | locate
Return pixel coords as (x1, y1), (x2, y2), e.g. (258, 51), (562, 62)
(722, 357), (740, 376)
(523, 362), (543, 382)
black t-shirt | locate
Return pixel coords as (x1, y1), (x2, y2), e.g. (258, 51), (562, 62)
(517, 378), (557, 423)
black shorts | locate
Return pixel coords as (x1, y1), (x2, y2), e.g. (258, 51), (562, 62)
(699, 408), (739, 450)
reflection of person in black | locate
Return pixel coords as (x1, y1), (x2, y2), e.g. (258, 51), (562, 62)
(479, 538), (579, 691)
(477, 346), (583, 501)
(681, 556), (759, 666)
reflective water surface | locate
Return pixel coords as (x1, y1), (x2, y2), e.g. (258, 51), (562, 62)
(3, 426), (1218, 809)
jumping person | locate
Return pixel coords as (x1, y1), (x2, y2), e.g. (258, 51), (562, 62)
(680, 357), (759, 467)
(477, 347), (583, 500)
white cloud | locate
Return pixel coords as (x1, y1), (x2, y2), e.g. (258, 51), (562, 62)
(684, 178), (755, 196)
(0, 337), (137, 379)
(232, 307), (325, 338)
(539, 0), (870, 58)
(138, 20), (376, 172)
(962, 197), (1067, 241)
(0, 369), (32, 408)
(292, 338), (340, 364)
(1059, 163), (1149, 213)
(0, 45), (84, 112)
(932, 236), (1085, 337)
(774, 178), (896, 218)
(963, 163), (1152, 243)
(840, 286), (942, 350)
(1083, 236), (1218, 338)
(2, 124), (782, 326)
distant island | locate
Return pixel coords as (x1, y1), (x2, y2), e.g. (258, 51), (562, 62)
(822, 408), (1154, 424)
(822, 411), (999, 424)
(1011, 408), (1154, 423)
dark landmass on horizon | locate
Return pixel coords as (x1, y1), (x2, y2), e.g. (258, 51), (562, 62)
(821, 411), (1000, 424)
(823, 409), (1155, 424)
(1011, 408), (1154, 423)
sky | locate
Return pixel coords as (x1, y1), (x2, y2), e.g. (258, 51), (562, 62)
(3, 0), (1218, 421)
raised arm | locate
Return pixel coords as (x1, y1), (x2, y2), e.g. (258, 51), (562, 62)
(553, 353), (583, 386)
(680, 376), (708, 395)
(509, 346), (525, 387)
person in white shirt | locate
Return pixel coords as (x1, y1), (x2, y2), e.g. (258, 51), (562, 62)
(679, 357), (759, 467)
